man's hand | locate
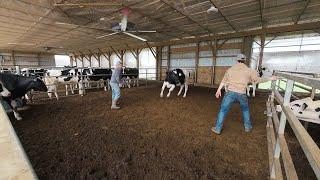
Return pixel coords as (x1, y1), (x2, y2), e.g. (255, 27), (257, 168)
(215, 89), (222, 99)
(269, 75), (278, 81)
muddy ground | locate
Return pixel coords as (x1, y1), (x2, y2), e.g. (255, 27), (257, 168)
(10, 84), (318, 179)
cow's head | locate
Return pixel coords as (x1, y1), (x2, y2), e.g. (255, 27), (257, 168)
(31, 78), (48, 92)
(0, 82), (11, 97)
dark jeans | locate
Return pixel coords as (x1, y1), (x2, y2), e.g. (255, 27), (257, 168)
(215, 91), (252, 133)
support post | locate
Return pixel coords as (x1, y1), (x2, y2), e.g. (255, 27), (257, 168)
(195, 42), (200, 83)
(258, 34), (265, 68)
(271, 79), (294, 178)
(167, 45), (171, 71)
(37, 53), (40, 66)
(11, 50), (15, 66)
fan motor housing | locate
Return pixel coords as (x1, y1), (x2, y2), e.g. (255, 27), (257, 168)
(111, 22), (135, 31)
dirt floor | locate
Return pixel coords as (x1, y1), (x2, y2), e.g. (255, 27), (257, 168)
(9, 83), (318, 179)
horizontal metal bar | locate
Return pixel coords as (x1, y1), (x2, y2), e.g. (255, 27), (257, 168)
(275, 72), (320, 90)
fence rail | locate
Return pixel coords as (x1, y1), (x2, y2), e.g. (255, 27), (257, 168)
(0, 103), (38, 180)
(267, 70), (320, 179)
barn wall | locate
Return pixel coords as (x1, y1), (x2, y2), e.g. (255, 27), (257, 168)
(0, 52), (55, 68)
(156, 37), (249, 86)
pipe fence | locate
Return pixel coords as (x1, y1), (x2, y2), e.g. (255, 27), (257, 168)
(267, 71), (320, 179)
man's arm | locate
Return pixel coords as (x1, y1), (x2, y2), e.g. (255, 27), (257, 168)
(251, 70), (277, 83)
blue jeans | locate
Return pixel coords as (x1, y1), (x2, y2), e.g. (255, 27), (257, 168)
(215, 91), (252, 133)
(110, 83), (120, 100)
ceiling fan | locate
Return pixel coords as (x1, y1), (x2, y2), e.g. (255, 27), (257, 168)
(95, 7), (156, 41)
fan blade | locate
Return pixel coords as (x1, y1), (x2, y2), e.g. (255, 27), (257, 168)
(127, 30), (157, 33)
(123, 32), (147, 41)
(96, 32), (120, 39)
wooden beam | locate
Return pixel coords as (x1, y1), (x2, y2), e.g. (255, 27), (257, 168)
(127, 7), (194, 38)
(160, 0), (213, 34)
(209, 0), (237, 32)
(146, 42), (157, 59)
(295, 0), (310, 24)
(110, 46), (121, 60)
(258, 0), (264, 28)
(88, 50), (99, 60)
(156, 21), (320, 47)
(98, 48), (110, 61)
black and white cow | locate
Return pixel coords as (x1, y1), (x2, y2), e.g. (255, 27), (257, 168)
(21, 68), (46, 78)
(80, 68), (112, 90)
(246, 67), (267, 97)
(160, 68), (189, 98)
(276, 97), (320, 120)
(121, 68), (139, 88)
(0, 73), (47, 120)
(46, 69), (79, 95)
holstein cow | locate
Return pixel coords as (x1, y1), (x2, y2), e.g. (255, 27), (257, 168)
(121, 68), (139, 88)
(81, 68), (112, 90)
(21, 68), (46, 78)
(0, 73), (47, 120)
(276, 97), (320, 120)
(160, 68), (189, 98)
(43, 74), (59, 100)
(46, 69), (79, 95)
(246, 67), (267, 97)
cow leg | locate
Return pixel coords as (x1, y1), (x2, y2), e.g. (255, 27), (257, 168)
(246, 85), (250, 97)
(65, 85), (69, 96)
(70, 84), (75, 94)
(167, 84), (175, 98)
(160, 82), (167, 98)
(48, 92), (52, 99)
(183, 83), (188, 98)
(11, 100), (22, 120)
(177, 85), (184, 96)
(54, 86), (59, 100)
(107, 79), (111, 91)
(252, 83), (256, 97)
(137, 79), (139, 87)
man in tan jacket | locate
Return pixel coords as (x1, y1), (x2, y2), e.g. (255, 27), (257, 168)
(212, 54), (277, 135)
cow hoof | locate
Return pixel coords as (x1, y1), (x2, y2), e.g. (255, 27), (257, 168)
(183, 95), (186, 98)
(160, 94), (163, 98)
(16, 117), (22, 121)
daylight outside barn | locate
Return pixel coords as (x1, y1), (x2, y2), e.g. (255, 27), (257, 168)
(0, 0), (320, 179)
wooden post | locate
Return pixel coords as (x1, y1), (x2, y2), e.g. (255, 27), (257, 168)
(37, 53), (40, 66)
(11, 50), (15, 66)
(157, 47), (162, 81)
(258, 34), (265, 68)
(271, 79), (294, 178)
(108, 52), (111, 68)
(97, 53), (101, 67)
(136, 49), (140, 68)
(89, 55), (92, 67)
(167, 45), (171, 70)
(75, 56), (78, 67)
(81, 56), (84, 68)
(195, 42), (200, 83)
(69, 56), (74, 66)
(208, 39), (217, 85)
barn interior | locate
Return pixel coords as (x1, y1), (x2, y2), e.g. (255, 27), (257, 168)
(1, 0), (320, 179)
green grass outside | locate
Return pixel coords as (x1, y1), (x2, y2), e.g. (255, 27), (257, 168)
(258, 81), (320, 94)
